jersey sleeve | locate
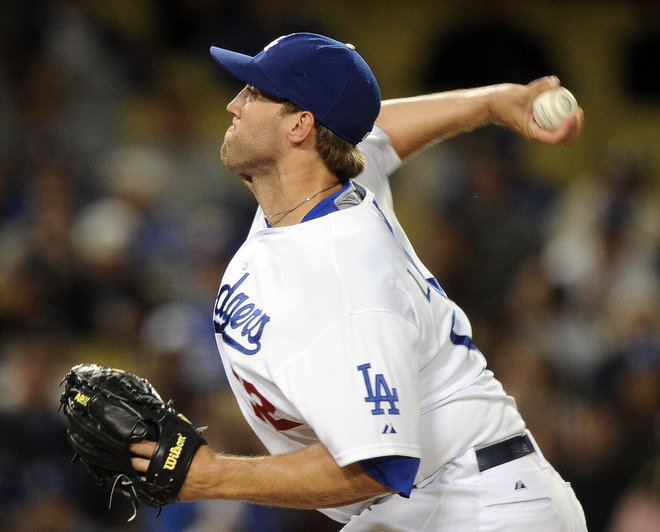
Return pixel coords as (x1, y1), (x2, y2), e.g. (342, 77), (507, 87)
(359, 455), (420, 497)
(355, 126), (402, 212)
(274, 310), (422, 469)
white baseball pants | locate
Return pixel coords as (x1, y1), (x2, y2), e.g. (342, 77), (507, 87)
(342, 431), (587, 532)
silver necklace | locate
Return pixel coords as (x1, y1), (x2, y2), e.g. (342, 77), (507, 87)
(264, 182), (341, 221)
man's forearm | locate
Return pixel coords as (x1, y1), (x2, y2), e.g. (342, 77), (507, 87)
(375, 86), (499, 160)
(178, 441), (393, 509)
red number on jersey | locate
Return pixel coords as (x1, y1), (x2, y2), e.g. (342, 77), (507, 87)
(233, 370), (303, 431)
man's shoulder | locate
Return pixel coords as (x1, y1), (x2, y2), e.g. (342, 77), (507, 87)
(354, 126), (400, 211)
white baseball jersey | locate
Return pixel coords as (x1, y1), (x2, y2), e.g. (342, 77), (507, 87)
(213, 126), (528, 523)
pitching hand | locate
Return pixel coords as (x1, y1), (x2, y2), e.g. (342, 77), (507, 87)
(492, 76), (585, 145)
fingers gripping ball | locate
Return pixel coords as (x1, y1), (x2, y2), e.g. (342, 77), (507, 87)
(532, 87), (578, 130)
(59, 364), (206, 520)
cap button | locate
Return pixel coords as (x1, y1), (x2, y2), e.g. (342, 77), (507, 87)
(345, 43), (356, 50)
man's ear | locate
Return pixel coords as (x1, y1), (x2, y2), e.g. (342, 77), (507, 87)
(288, 111), (316, 144)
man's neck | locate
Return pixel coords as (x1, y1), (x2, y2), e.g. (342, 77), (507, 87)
(253, 157), (340, 227)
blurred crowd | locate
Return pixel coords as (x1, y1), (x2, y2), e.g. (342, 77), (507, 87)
(0, 1), (658, 531)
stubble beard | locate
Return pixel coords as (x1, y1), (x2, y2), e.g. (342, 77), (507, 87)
(220, 127), (240, 175)
(221, 123), (280, 186)
(220, 129), (256, 186)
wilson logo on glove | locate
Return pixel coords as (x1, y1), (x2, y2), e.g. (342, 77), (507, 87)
(163, 433), (187, 471)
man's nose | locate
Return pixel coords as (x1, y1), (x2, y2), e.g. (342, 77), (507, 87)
(226, 96), (240, 115)
(226, 87), (248, 115)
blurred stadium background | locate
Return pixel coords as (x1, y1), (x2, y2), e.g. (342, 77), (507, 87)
(0, 1), (658, 531)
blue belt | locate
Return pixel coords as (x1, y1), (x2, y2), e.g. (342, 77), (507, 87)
(476, 434), (535, 472)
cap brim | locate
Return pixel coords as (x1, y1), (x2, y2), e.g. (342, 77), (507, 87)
(210, 46), (284, 99)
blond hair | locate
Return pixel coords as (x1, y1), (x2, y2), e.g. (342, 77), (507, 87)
(280, 101), (366, 182)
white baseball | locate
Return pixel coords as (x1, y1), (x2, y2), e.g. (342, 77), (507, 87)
(532, 87), (578, 130)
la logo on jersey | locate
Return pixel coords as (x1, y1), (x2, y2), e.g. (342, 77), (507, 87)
(214, 273), (271, 355)
(358, 363), (400, 415)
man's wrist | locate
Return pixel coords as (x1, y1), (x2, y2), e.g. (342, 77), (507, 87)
(481, 83), (516, 128)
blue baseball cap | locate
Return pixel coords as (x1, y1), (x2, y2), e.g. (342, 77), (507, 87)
(210, 33), (381, 145)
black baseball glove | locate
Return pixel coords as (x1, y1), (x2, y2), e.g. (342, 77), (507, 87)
(59, 363), (206, 520)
